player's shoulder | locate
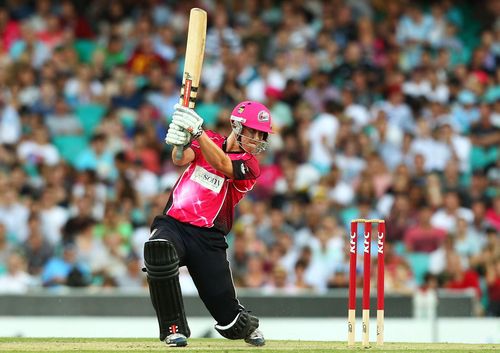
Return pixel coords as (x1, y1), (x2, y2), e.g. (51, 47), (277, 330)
(231, 153), (260, 179)
(205, 130), (226, 142)
(192, 130), (225, 149)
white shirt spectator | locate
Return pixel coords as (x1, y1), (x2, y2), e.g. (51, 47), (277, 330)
(40, 205), (69, 246)
(0, 270), (33, 294)
(0, 200), (30, 243)
(201, 59), (225, 91)
(17, 140), (60, 166)
(0, 105), (21, 145)
(411, 137), (451, 172)
(64, 78), (104, 105)
(328, 181), (355, 206)
(396, 12), (433, 45)
(304, 237), (342, 292)
(345, 104), (370, 130)
(205, 27), (241, 57)
(374, 101), (414, 132)
(448, 134), (471, 173)
(335, 153), (366, 182)
(307, 112), (339, 172)
(131, 226), (150, 263)
(430, 208), (474, 232)
(133, 169), (159, 199)
(426, 84), (449, 104)
(76, 237), (110, 274)
(18, 86), (40, 107)
(403, 79), (431, 98)
(153, 35), (176, 61)
(428, 247), (468, 275)
(274, 163), (321, 193)
(0, 254), (34, 294)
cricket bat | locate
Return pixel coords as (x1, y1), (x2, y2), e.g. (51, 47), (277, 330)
(175, 8), (207, 160)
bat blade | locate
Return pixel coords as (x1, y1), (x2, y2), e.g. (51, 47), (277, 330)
(175, 8), (207, 160)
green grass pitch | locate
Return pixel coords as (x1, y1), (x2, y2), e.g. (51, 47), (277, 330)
(0, 338), (498, 353)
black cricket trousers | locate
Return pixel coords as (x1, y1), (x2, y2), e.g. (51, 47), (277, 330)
(150, 215), (241, 325)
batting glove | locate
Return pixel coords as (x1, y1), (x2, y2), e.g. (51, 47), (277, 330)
(172, 104), (204, 139)
(165, 122), (191, 147)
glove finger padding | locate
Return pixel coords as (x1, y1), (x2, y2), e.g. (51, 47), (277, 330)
(166, 123), (191, 146)
(172, 106), (204, 139)
(168, 122), (183, 131)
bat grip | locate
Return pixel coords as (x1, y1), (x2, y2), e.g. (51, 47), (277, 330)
(175, 146), (184, 160)
(174, 79), (194, 161)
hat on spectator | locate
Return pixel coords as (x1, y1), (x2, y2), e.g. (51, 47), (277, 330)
(265, 86), (283, 100)
(473, 71), (488, 85)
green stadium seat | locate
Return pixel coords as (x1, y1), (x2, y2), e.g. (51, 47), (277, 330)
(74, 40), (97, 64)
(407, 252), (430, 285)
(470, 146), (498, 171)
(52, 135), (89, 166)
(393, 241), (407, 256)
(75, 104), (107, 137)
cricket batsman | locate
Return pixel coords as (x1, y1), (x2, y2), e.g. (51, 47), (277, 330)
(143, 101), (273, 347)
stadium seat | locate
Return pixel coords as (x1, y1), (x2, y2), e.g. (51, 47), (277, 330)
(75, 104), (107, 137)
(52, 135), (89, 166)
(407, 252), (430, 285)
(74, 40), (97, 64)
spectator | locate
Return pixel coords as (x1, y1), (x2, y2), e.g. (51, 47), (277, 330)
(116, 253), (144, 289)
(306, 100), (341, 174)
(0, 223), (12, 269)
(45, 98), (83, 137)
(17, 127), (60, 167)
(0, 95), (21, 145)
(42, 243), (90, 287)
(0, 187), (30, 243)
(243, 252), (267, 288)
(0, 253), (34, 294)
(0, 0), (496, 309)
(443, 252), (481, 298)
(75, 133), (117, 181)
(431, 190), (473, 232)
(486, 196), (500, 231)
(405, 206), (447, 253)
(21, 214), (53, 275)
(485, 257), (500, 316)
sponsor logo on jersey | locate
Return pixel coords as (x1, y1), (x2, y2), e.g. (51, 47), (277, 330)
(240, 163), (248, 175)
(190, 166), (225, 193)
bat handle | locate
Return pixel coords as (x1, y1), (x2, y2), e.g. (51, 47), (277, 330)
(174, 78), (195, 161)
(175, 146), (184, 160)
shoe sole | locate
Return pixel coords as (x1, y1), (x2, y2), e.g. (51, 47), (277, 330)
(166, 340), (188, 347)
(246, 339), (265, 347)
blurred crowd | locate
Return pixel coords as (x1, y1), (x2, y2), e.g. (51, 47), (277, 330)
(0, 0), (499, 316)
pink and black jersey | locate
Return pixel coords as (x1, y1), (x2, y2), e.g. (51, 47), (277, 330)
(165, 130), (259, 234)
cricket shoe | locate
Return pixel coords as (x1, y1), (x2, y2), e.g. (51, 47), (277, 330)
(245, 328), (265, 346)
(164, 333), (188, 347)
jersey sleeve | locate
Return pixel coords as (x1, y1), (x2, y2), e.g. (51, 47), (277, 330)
(232, 156), (260, 180)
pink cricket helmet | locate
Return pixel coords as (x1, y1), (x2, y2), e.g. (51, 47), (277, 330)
(229, 101), (273, 154)
(230, 101), (273, 134)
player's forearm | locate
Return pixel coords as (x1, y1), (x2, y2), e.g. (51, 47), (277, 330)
(197, 132), (234, 177)
(171, 146), (195, 166)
